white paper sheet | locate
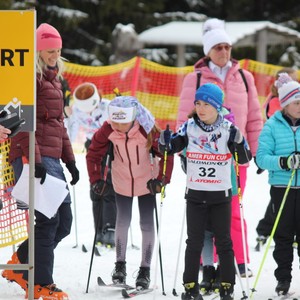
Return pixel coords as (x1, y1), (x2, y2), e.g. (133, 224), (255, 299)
(11, 164), (69, 219)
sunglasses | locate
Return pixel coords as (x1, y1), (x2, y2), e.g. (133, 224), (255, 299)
(213, 44), (232, 52)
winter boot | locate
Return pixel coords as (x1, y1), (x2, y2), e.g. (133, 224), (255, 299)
(2, 252), (27, 290)
(112, 261), (127, 284)
(199, 265), (215, 294)
(275, 280), (290, 295)
(136, 266), (150, 289)
(211, 265), (221, 293)
(102, 224), (115, 248)
(25, 283), (69, 300)
(219, 282), (234, 300)
(181, 282), (203, 300)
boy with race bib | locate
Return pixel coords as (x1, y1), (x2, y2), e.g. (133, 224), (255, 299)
(159, 83), (252, 300)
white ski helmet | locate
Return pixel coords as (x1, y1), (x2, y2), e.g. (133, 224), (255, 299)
(73, 82), (100, 113)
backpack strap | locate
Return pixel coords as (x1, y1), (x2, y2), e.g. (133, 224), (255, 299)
(238, 69), (248, 93)
(196, 71), (201, 90)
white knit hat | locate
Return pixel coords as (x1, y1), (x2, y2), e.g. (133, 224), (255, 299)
(275, 73), (300, 108)
(202, 18), (232, 55)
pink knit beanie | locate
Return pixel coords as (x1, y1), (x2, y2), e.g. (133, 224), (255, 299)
(275, 73), (300, 108)
(36, 23), (62, 51)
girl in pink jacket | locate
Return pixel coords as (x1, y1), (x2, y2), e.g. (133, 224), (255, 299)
(177, 18), (263, 287)
(86, 96), (173, 290)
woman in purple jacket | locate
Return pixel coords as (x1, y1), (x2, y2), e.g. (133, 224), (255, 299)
(177, 18), (263, 288)
(2, 23), (79, 300)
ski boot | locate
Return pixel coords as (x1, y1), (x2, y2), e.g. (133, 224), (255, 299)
(102, 224), (115, 248)
(199, 265), (215, 294)
(220, 282), (234, 300)
(95, 232), (104, 246)
(136, 266), (150, 289)
(275, 280), (290, 295)
(112, 261), (127, 284)
(211, 265), (221, 293)
(2, 252), (27, 290)
(25, 283), (69, 300)
(181, 282), (203, 300)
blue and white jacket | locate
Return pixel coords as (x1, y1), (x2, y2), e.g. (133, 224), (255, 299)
(169, 113), (252, 192)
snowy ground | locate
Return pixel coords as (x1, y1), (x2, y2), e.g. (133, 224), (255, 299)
(1, 154), (300, 299)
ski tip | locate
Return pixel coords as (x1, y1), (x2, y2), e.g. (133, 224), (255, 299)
(94, 246), (101, 256)
(121, 289), (130, 298)
(82, 244), (88, 252)
(97, 277), (105, 286)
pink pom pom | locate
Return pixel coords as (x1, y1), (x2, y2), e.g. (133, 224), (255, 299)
(275, 72), (293, 89)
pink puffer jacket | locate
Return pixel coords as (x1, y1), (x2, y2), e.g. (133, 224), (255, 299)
(86, 120), (174, 197)
(177, 58), (263, 155)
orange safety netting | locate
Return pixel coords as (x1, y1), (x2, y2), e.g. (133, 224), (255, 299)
(1, 57), (298, 248)
(0, 139), (28, 248)
(64, 57), (300, 132)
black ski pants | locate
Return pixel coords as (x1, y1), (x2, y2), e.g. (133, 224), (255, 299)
(271, 186), (300, 282)
(183, 189), (235, 286)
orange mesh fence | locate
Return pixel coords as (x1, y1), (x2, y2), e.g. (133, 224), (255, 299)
(1, 58), (298, 246)
(64, 57), (300, 134)
(0, 139), (28, 248)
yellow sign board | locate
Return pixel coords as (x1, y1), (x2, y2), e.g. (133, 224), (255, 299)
(0, 10), (35, 131)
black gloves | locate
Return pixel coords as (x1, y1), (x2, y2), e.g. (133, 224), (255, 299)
(147, 179), (162, 195)
(280, 154), (300, 170)
(254, 156), (265, 175)
(66, 161), (80, 185)
(229, 126), (244, 144)
(180, 154), (187, 174)
(91, 180), (108, 197)
(159, 127), (172, 154)
(35, 163), (47, 184)
(84, 139), (92, 151)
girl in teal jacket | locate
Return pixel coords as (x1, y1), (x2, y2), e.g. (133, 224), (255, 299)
(256, 73), (300, 296)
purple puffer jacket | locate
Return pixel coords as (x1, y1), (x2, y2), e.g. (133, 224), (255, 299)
(177, 57), (263, 155)
(9, 69), (75, 164)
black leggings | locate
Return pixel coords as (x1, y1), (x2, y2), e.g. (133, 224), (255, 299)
(115, 193), (155, 267)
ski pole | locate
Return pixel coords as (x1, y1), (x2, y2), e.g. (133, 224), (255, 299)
(72, 185), (79, 248)
(234, 257), (248, 300)
(149, 151), (166, 296)
(86, 142), (113, 293)
(153, 125), (171, 298)
(172, 203), (186, 296)
(250, 169), (295, 299)
(234, 149), (250, 297)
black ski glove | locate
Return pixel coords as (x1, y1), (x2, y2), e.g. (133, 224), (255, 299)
(66, 161), (80, 185)
(158, 127), (173, 154)
(91, 180), (108, 197)
(280, 154), (300, 170)
(229, 125), (244, 144)
(147, 179), (162, 195)
(35, 163), (47, 184)
(254, 156), (265, 174)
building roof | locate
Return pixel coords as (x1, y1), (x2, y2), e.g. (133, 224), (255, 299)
(138, 21), (300, 64)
